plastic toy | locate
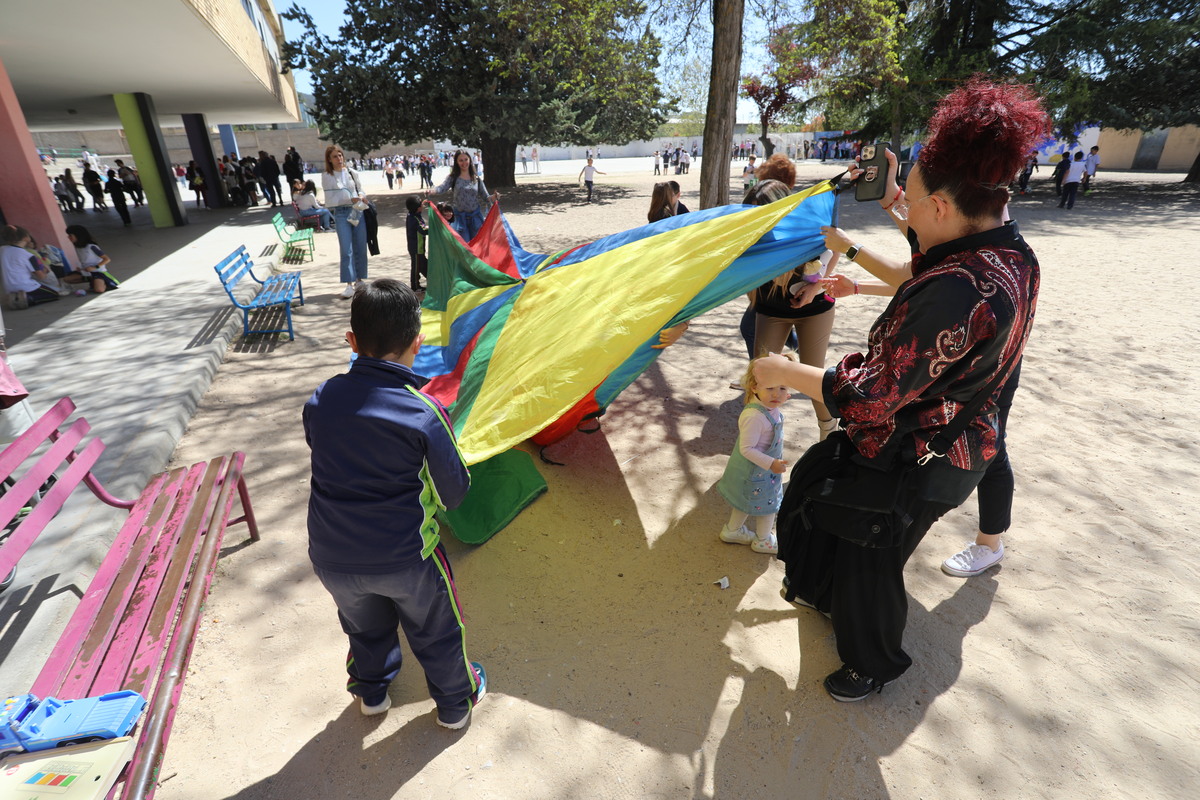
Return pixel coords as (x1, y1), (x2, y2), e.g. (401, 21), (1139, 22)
(0, 691), (146, 755)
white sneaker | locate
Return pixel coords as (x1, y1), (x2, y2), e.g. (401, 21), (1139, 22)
(340, 284), (356, 298)
(719, 524), (756, 545)
(360, 694), (391, 716)
(751, 533), (778, 555)
(941, 541), (1004, 577)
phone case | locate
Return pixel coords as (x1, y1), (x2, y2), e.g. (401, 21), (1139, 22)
(854, 142), (891, 202)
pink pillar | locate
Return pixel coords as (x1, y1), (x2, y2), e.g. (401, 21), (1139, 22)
(0, 57), (75, 267)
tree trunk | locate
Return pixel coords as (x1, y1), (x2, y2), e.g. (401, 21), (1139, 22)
(700, 0), (744, 209)
(480, 135), (518, 189)
(1186, 149), (1200, 183)
(890, 95), (904, 177)
(759, 113), (775, 158)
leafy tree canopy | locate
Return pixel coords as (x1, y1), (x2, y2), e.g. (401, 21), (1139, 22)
(282, 0), (672, 185)
(790, 1), (1198, 142)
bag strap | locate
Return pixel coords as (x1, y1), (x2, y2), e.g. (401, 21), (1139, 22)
(920, 342), (1022, 466)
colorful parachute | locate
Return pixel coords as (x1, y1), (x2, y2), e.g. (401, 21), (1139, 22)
(416, 180), (840, 468)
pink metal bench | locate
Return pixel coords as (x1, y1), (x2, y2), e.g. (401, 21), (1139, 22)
(0, 397), (258, 799)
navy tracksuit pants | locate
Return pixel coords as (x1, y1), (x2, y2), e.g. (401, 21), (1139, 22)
(313, 545), (480, 713)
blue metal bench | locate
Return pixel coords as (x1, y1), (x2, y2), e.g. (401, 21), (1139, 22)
(213, 245), (304, 341)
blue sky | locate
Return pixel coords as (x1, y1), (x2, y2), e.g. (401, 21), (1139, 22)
(277, 0), (342, 95)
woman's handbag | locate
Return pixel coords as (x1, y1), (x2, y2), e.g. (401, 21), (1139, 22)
(795, 432), (918, 549)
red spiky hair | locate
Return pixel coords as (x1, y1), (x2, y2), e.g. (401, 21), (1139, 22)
(918, 76), (1050, 218)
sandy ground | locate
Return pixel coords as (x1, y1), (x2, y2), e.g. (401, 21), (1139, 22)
(155, 163), (1200, 800)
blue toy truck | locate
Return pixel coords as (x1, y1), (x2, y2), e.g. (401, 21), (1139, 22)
(0, 691), (146, 755)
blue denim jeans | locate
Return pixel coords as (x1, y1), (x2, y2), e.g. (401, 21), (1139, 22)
(302, 207), (334, 230)
(332, 205), (369, 282)
(454, 207), (486, 242)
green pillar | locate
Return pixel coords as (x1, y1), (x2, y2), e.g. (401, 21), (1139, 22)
(113, 92), (186, 228)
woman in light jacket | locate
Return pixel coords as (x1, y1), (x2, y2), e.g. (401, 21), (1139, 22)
(321, 146), (369, 298)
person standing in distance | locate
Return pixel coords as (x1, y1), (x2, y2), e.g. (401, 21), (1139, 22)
(322, 146), (370, 298)
(578, 158), (606, 203)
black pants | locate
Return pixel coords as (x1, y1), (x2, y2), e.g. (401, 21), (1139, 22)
(409, 253), (427, 289)
(1059, 182), (1079, 209)
(789, 494), (955, 682)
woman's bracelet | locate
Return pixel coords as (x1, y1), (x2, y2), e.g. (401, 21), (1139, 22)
(882, 187), (903, 210)
(853, 280), (860, 295)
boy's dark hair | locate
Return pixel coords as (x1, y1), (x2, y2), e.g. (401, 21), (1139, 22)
(350, 278), (422, 358)
(405, 195), (422, 214)
(2, 225), (30, 246)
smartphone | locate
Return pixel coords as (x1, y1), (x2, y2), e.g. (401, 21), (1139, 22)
(854, 142), (891, 202)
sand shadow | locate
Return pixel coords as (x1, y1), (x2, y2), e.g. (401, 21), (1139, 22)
(704, 576), (999, 799)
(220, 704), (465, 800)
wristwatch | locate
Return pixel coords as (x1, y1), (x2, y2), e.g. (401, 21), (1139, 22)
(844, 244), (862, 262)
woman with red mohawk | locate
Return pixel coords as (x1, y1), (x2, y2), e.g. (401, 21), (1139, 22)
(755, 77), (1047, 702)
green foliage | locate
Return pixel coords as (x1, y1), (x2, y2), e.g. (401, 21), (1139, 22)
(768, 0), (908, 139)
(662, 55), (712, 115)
(801, 0), (907, 98)
(740, 25), (817, 149)
(282, 0), (671, 183)
(656, 112), (707, 137)
(790, 0), (1199, 144)
(1010, 0), (1200, 133)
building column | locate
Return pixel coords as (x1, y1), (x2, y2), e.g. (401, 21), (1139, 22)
(181, 114), (227, 209)
(113, 92), (187, 228)
(218, 124), (239, 160)
(0, 57), (76, 267)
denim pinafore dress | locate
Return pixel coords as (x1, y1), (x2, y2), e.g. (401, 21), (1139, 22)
(717, 403), (784, 515)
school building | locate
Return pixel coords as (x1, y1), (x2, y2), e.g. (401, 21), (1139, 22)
(0, 0), (300, 261)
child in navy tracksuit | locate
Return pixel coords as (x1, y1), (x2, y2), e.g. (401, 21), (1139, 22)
(303, 279), (485, 729)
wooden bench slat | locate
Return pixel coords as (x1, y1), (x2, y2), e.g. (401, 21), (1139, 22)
(0, 433), (104, 577)
(0, 417), (89, 530)
(30, 468), (186, 698)
(98, 457), (228, 697)
(54, 465), (208, 701)
(120, 456), (247, 800)
(0, 397), (75, 477)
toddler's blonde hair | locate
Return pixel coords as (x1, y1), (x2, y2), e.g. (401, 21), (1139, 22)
(739, 353), (796, 405)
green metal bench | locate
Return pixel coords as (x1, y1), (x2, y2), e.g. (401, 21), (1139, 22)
(270, 212), (315, 262)
(214, 245), (304, 340)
